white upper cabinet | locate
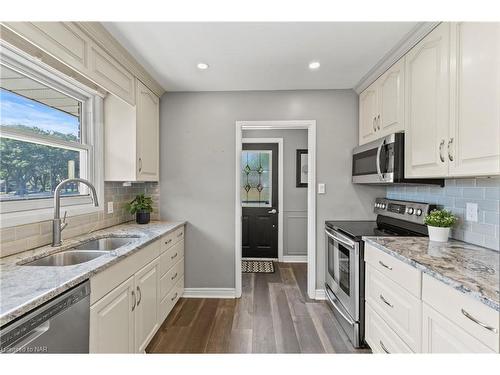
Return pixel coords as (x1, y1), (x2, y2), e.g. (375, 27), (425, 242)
(405, 22), (450, 178)
(358, 58), (405, 145)
(448, 22), (500, 177)
(136, 80), (160, 181)
(104, 79), (160, 182)
(359, 82), (378, 144)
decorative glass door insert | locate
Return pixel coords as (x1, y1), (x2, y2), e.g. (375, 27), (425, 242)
(241, 150), (272, 207)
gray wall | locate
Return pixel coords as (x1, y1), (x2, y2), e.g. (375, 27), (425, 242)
(243, 129), (308, 257)
(160, 90), (385, 289)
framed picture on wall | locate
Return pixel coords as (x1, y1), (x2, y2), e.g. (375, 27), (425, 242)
(296, 149), (308, 188)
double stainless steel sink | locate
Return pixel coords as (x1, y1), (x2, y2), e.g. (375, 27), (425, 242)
(23, 237), (138, 266)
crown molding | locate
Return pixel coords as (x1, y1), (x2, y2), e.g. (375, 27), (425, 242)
(76, 22), (166, 97)
(354, 22), (441, 94)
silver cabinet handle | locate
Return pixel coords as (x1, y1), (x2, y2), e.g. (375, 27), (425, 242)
(171, 292), (178, 302)
(380, 340), (390, 353)
(377, 114), (381, 130)
(138, 157), (142, 172)
(461, 309), (498, 333)
(177, 232), (183, 238)
(131, 290), (136, 311)
(171, 272), (178, 281)
(165, 238), (172, 245)
(380, 294), (394, 308)
(171, 252), (178, 260)
(268, 208), (277, 214)
(439, 139), (445, 162)
(378, 260), (392, 270)
(448, 138), (454, 161)
(373, 116), (377, 132)
(136, 286), (142, 306)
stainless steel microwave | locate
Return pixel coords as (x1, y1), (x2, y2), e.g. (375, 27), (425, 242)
(352, 133), (444, 186)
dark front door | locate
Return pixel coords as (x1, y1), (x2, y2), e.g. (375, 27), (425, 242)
(241, 143), (278, 258)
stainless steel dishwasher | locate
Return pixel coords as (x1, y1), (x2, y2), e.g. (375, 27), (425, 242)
(0, 281), (90, 353)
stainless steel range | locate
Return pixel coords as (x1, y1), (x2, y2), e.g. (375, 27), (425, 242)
(324, 198), (436, 348)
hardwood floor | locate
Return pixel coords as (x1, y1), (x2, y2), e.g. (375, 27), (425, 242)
(146, 262), (371, 354)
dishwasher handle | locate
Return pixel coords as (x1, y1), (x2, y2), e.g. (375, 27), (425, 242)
(8, 321), (50, 354)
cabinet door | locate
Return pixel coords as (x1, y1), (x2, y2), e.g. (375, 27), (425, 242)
(136, 80), (160, 181)
(134, 259), (160, 353)
(422, 303), (494, 353)
(448, 22), (500, 177)
(378, 57), (405, 136)
(90, 276), (135, 353)
(405, 23), (450, 178)
(359, 82), (378, 145)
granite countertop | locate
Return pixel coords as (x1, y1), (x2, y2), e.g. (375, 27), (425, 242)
(0, 220), (185, 327)
(363, 236), (500, 311)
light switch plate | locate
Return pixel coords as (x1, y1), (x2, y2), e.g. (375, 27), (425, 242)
(107, 201), (114, 214)
(466, 202), (478, 222)
(318, 183), (325, 194)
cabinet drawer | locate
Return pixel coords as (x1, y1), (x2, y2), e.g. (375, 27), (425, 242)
(422, 273), (499, 352)
(159, 226), (184, 254)
(365, 243), (421, 297)
(365, 304), (413, 353)
(159, 239), (184, 275)
(159, 276), (184, 323)
(159, 258), (184, 300)
(366, 265), (422, 351)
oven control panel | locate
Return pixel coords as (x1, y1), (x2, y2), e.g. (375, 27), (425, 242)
(374, 198), (436, 224)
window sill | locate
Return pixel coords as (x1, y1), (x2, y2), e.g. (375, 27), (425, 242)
(0, 204), (102, 228)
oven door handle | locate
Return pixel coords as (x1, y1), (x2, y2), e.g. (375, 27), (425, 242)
(376, 139), (386, 181)
(325, 229), (356, 249)
(325, 286), (355, 326)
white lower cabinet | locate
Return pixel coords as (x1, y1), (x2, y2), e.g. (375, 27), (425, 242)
(134, 259), (160, 353)
(422, 303), (494, 353)
(89, 226), (185, 353)
(365, 244), (499, 354)
(90, 276), (135, 353)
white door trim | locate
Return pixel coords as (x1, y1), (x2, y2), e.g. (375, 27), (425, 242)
(235, 120), (316, 299)
(242, 137), (284, 261)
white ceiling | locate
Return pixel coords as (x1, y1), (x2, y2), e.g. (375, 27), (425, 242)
(103, 22), (419, 92)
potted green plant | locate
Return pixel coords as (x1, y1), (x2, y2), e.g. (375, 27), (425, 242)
(126, 193), (153, 224)
(424, 209), (458, 242)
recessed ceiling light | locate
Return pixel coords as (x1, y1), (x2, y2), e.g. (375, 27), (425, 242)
(308, 61), (320, 70)
(197, 62), (209, 70)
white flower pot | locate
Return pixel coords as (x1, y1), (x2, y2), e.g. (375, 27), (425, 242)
(427, 226), (451, 242)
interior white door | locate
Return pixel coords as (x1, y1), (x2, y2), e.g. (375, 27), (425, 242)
(136, 80), (160, 181)
(405, 23), (450, 178)
(448, 22), (500, 177)
(359, 83), (378, 145)
(422, 303), (494, 353)
(89, 276), (135, 353)
(378, 57), (405, 136)
(134, 259), (159, 352)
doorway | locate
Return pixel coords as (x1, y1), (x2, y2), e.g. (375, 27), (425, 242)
(235, 120), (317, 300)
(241, 142), (279, 259)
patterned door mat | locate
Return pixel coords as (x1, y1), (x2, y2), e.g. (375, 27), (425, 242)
(242, 260), (275, 273)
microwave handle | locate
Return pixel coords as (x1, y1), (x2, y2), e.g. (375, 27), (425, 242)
(376, 139), (386, 181)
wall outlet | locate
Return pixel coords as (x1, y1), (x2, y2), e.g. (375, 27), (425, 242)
(466, 202), (478, 222)
(318, 183), (325, 194)
(107, 201), (114, 214)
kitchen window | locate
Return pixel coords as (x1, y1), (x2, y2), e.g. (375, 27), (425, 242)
(0, 44), (103, 226)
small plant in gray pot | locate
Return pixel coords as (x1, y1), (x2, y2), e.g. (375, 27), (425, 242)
(126, 193), (153, 224)
(424, 209), (458, 242)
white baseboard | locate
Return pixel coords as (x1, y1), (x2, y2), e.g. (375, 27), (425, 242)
(314, 289), (326, 300)
(281, 255), (307, 263)
(183, 288), (236, 299)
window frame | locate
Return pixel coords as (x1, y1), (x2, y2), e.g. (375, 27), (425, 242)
(0, 42), (104, 228)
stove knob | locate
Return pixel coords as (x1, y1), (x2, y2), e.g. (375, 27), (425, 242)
(406, 207), (414, 215)
(416, 209), (423, 216)
(381, 203), (386, 209)
(374, 203), (379, 208)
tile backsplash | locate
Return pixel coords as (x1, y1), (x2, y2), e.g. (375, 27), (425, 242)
(387, 177), (500, 251)
(0, 181), (160, 258)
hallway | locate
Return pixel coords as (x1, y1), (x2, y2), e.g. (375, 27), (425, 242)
(147, 262), (370, 353)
